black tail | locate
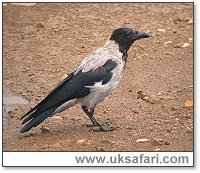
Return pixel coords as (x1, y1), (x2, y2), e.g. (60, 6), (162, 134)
(19, 73), (75, 133)
(20, 107), (55, 133)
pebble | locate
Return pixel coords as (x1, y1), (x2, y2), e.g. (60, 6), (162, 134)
(51, 116), (63, 120)
(164, 41), (173, 46)
(152, 138), (163, 146)
(136, 138), (151, 143)
(41, 126), (51, 133)
(184, 100), (193, 108)
(11, 3), (37, 6)
(157, 29), (166, 33)
(36, 23), (44, 29)
(153, 148), (161, 151)
(183, 114), (192, 119)
(188, 38), (193, 42)
(182, 43), (190, 47)
(157, 139), (164, 142)
(165, 141), (170, 145)
(186, 127), (192, 133)
(185, 18), (193, 24)
(161, 96), (173, 100)
(166, 128), (172, 133)
(141, 95), (160, 104)
(132, 109), (139, 113)
(76, 139), (85, 145)
(172, 29), (177, 33)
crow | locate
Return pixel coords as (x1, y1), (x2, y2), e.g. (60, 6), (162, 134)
(20, 28), (150, 133)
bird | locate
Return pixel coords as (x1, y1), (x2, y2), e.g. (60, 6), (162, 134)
(20, 28), (150, 133)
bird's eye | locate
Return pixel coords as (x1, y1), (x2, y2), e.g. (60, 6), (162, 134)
(132, 31), (138, 35)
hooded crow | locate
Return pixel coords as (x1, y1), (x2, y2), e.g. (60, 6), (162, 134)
(20, 28), (150, 133)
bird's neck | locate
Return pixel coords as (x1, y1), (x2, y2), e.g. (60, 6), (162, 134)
(104, 40), (128, 62)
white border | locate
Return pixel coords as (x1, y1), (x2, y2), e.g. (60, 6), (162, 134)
(3, 152), (194, 167)
(1, 0), (198, 172)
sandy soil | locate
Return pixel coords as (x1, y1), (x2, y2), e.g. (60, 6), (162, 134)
(3, 3), (193, 151)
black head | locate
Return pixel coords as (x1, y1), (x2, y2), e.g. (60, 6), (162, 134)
(110, 28), (150, 53)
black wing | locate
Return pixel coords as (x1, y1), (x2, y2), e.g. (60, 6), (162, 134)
(20, 59), (117, 133)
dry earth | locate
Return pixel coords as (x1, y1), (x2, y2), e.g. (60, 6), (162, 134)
(3, 3), (193, 151)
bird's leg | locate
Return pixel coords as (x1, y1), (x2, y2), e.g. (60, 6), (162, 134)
(82, 106), (115, 132)
(82, 106), (98, 127)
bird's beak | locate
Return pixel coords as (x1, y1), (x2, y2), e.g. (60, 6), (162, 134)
(136, 31), (150, 39)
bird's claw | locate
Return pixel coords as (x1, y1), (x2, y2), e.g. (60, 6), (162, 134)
(82, 123), (98, 128)
(83, 120), (116, 132)
(89, 124), (116, 132)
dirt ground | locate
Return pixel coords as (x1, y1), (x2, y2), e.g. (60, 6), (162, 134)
(3, 3), (193, 151)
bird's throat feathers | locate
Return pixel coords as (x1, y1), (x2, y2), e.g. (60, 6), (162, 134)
(104, 40), (128, 62)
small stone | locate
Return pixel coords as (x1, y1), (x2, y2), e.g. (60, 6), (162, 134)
(76, 139), (85, 145)
(186, 127), (192, 133)
(143, 96), (149, 101)
(152, 138), (163, 146)
(182, 43), (190, 47)
(164, 41), (173, 46)
(137, 91), (146, 99)
(103, 110), (108, 114)
(157, 139), (164, 142)
(161, 96), (173, 100)
(36, 23), (44, 29)
(183, 114), (192, 119)
(172, 29), (177, 33)
(60, 74), (68, 81)
(11, 3), (37, 6)
(132, 109), (139, 113)
(165, 141), (170, 145)
(188, 38), (193, 42)
(153, 148), (161, 151)
(157, 29), (166, 33)
(166, 128), (172, 133)
(51, 116), (63, 120)
(184, 100), (193, 108)
(164, 52), (174, 56)
(136, 138), (151, 143)
(174, 44), (181, 48)
(41, 126), (51, 133)
(146, 95), (160, 104)
(185, 18), (193, 24)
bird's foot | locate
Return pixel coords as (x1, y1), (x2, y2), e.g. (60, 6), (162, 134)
(91, 126), (116, 132)
(82, 123), (98, 128)
(89, 121), (116, 132)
